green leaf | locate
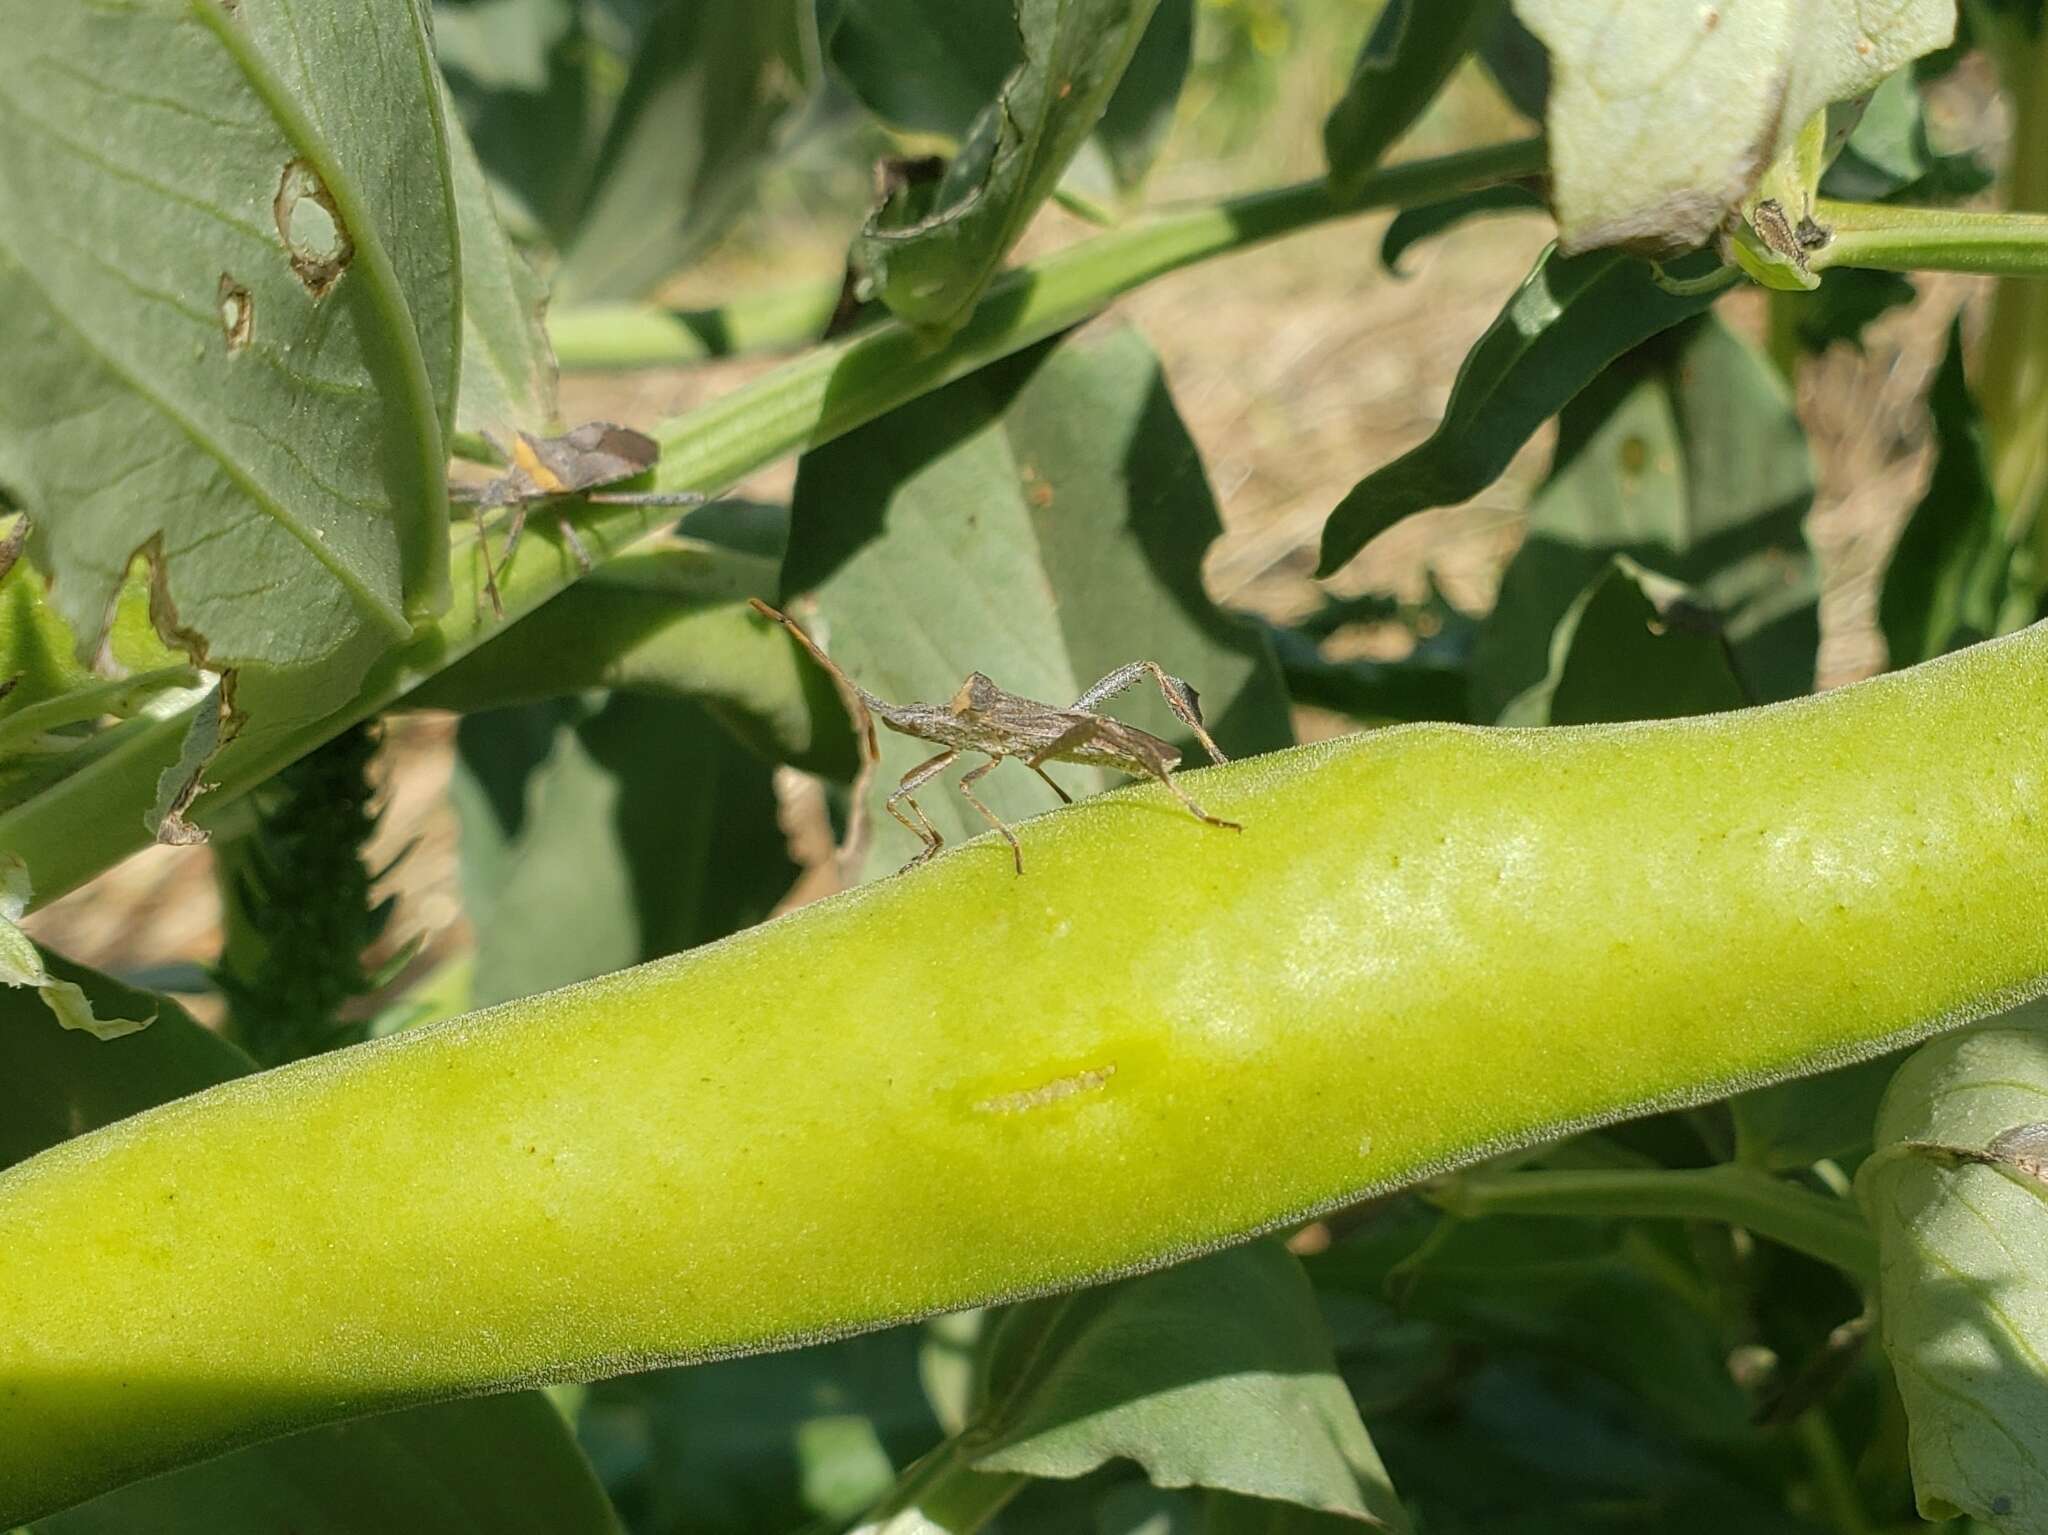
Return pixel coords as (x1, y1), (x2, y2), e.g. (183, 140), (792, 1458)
(1368, 1360), (1820, 1534)
(1088, 0), (1192, 193)
(1475, 6), (1547, 121)
(1469, 315), (1819, 721)
(555, 0), (809, 303)
(849, 0), (1164, 339)
(1861, 1023), (2048, 1532)
(823, 0), (1191, 197)
(407, 513), (858, 776)
(439, 0), (811, 304)
(782, 324), (1292, 879)
(575, 1327), (941, 1533)
(1262, 624), (1470, 726)
(1880, 318), (2034, 669)
(821, 0), (1015, 143)
(0, 861), (154, 1043)
(444, 79), (555, 437)
(1514, 0), (1957, 252)
(968, 1244), (1409, 1530)
(0, 0), (458, 715)
(453, 693), (799, 1007)
(1323, 0), (1498, 199)
(0, 950), (240, 1171)
(1498, 559), (1750, 727)
(1314, 1209), (1752, 1443)
(1377, 181), (1547, 276)
(432, 0), (591, 241)
(0, 951), (620, 1534)
(1820, 68), (1994, 204)
(1316, 248), (1723, 578)
(34, 1394), (621, 1535)
(1731, 1053), (1903, 1171)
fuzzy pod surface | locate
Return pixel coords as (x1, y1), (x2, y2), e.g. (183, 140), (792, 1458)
(8, 624), (2048, 1520)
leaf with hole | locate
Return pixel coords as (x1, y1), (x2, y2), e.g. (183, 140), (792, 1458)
(0, 0), (459, 725)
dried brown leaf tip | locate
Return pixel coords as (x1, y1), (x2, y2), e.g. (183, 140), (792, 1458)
(452, 422), (706, 618)
(1901, 1122), (2048, 1195)
(748, 598), (1240, 876)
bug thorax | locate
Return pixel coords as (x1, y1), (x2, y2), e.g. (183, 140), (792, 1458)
(950, 673), (1004, 716)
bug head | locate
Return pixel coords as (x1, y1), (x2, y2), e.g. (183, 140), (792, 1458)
(950, 672), (1003, 716)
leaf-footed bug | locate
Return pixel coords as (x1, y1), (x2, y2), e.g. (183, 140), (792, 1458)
(748, 598), (1241, 875)
(451, 422), (706, 618)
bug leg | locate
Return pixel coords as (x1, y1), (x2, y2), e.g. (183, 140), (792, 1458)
(585, 491), (710, 508)
(473, 501), (508, 620)
(497, 502), (531, 571)
(887, 749), (958, 871)
(1028, 717), (1103, 771)
(959, 756), (1025, 874)
(557, 514), (593, 575)
(1072, 662), (1227, 763)
(1137, 739), (1241, 833)
(1027, 762), (1072, 803)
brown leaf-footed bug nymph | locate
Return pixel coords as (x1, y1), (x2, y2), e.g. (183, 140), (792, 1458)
(749, 598), (1241, 875)
(453, 422), (706, 617)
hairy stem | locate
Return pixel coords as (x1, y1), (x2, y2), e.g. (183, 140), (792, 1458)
(1810, 199), (2048, 280)
(1430, 1163), (1879, 1286)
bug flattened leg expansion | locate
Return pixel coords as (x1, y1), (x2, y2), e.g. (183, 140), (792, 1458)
(1073, 662), (1228, 763)
(1027, 716), (1103, 771)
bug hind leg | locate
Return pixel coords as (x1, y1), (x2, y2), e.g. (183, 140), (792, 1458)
(1072, 661), (1228, 763)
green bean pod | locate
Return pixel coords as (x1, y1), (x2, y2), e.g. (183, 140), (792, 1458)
(8, 626), (2048, 1522)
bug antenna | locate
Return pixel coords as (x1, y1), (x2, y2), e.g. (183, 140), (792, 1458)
(748, 598), (881, 758)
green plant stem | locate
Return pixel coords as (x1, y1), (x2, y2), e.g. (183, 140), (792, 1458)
(1810, 199), (2048, 279)
(1796, 1408), (1876, 1535)
(550, 138), (1549, 378)
(546, 279), (846, 370)
(0, 137), (1547, 914)
(1765, 287), (1803, 383)
(1430, 1164), (1879, 1286)
(1976, 14), (2048, 574)
(849, 1441), (1026, 1535)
